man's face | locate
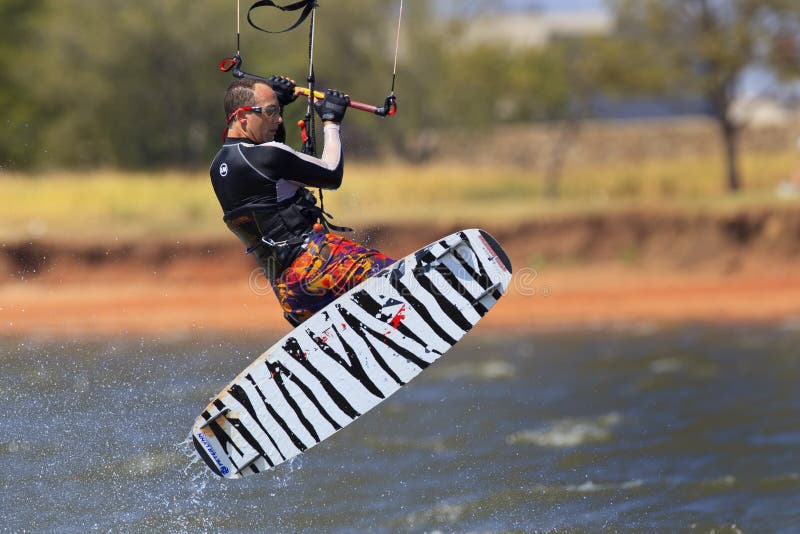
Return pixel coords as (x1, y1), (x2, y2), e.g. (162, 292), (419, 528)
(247, 83), (283, 144)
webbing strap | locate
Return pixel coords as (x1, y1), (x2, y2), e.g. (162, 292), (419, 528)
(247, 0), (316, 34)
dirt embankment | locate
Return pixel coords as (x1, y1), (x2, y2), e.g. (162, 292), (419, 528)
(3, 207), (800, 337)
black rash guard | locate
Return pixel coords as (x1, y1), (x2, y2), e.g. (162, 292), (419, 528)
(210, 123), (343, 212)
(209, 124), (344, 278)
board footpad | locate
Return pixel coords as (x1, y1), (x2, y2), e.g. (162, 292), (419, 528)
(199, 407), (230, 429)
(475, 281), (503, 304)
(233, 453), (261, 475)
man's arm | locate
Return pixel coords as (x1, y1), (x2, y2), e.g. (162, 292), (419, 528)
(238, 89), (350, 189)
(237, 131), (343, 189)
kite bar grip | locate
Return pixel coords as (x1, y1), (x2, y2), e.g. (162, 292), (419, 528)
(294, 87), (397, 117)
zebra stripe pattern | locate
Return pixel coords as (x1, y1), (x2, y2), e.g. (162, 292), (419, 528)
(192, 228), (512, 478)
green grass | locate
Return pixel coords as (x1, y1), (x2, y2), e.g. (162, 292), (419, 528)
(2, 149), (799, 243)
(1, 170), (224, 242)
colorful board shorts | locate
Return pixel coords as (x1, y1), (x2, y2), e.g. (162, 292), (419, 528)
(272, 232), (395, 325)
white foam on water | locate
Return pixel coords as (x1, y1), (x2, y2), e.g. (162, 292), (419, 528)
(621, 479), (644, 489)
(126, 450), (177, 477)
(404, 501), (468, 528)
(565, 480), (606, 493)
(1, 438), (34, 454)
(702, 474), (737, 488)
(649, 357), (684, 374)
(178, 435), (211, 502)
(506, 412), (622, 447)
(265, 454), (304, 496)
(432, 360), (517, 381)
(364, 434), (457, 454)
(564, 478), (643, 493)
(689, 524), (744, 534)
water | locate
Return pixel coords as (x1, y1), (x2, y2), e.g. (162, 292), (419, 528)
(2, 323), (800, 533)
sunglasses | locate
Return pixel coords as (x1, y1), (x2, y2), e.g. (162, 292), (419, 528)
(249, 104), (281, 117)
(222, 104), (282, 140)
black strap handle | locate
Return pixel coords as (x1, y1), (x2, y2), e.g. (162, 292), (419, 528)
(247, 0), (316, 34)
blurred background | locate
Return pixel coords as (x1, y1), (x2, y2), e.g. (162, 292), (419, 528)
(2, 1), (800, 532)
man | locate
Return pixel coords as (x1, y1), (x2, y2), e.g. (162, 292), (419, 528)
(210, 77), (394, 326)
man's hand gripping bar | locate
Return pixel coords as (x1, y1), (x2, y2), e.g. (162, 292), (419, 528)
(294, 87), (397, 117)
(220, 55), (397, 117)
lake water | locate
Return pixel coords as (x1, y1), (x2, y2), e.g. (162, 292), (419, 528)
(2, 323), (800, 533)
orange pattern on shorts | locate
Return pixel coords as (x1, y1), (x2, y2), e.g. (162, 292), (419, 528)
(272, 233), (394, 325)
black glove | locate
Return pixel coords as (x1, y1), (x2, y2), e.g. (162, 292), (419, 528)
(315, 89), (350, 123)
(267, 75), (298, 108)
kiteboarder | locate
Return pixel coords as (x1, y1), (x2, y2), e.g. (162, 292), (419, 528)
(210, 77), (394, 326)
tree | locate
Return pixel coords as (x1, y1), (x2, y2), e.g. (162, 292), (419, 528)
(0, 0), (44, 169)
(538, 37), (612, 198)
(20, 0), (438, 167)
(30, 0), (233, 168)
(608, 0), (800, 192)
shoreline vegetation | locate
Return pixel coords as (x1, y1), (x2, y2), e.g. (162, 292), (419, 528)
(3, 118), (800, 337)
(4, 116), (800, 243)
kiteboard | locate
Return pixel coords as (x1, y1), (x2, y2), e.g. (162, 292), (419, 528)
(191, 228), (512, 478)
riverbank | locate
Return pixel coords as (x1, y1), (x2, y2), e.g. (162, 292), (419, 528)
(3, 261), (799, 339)
(3, 207), (800, 338)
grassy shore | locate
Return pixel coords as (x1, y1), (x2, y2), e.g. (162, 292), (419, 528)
(2, 142), (799, 243)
